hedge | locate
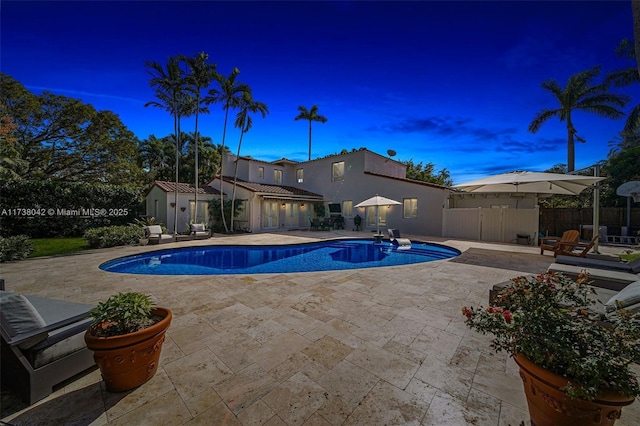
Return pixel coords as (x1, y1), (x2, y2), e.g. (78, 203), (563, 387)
(83, 224), (143, 248)
(0, 235), (34, 262)
(0, 180), (145, 238)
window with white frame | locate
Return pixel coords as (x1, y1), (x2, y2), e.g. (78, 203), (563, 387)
(190, 201), (210, 224)
(403, 198), (418, 218)
(258, 166), (264, 178)
(342, 200), (352, 216)
(274, 169), (282, 184)
(296, 168), (304, 183)
(332, 161), (344, 182)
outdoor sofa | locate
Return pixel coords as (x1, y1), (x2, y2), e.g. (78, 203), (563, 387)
(0, 290), (96, 404)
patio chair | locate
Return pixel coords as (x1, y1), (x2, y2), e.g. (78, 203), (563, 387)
(190, 223), (211, 240)
(0, 291), (96, 404)
(309, 217), (320, 231)
(540, 230), (580, 256)
(388, 229), (411, 246)
(145, 225), (174, 244)
(554, 234), (599, 258)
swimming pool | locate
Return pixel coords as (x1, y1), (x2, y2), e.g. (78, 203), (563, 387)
(100, 239), (460, 275)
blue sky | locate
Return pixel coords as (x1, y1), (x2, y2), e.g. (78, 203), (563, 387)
(2, 1), (638, 184)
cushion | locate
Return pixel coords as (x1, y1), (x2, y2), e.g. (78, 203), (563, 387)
(0, 292), (47, 338)
(146, 225), (163, 236)
(629, 258), (640, 274)
(191, 223), (205, 232)
(605, 281), (640, 315)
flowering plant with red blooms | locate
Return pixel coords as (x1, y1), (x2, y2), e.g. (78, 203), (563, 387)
(462, 272), (640, 400)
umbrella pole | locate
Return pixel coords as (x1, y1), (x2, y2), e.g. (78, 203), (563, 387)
(376, 205), (380, 235)
(593, 165), (600, 253)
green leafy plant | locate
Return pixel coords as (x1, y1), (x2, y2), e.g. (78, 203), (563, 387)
(462, 272), (640, 400)
(83, 224), (141, 248)
(88, 292), (157, 337)
(0, 235), (34, 262)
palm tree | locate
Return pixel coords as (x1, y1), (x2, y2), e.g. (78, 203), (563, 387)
(528, 66), (628, 172)
(208, 68), (249, 232)
(294, 105), (327, 161)
(633, 0), (640, 77)
(182, 52), (217, 224)
(230, 89), (269, 231)
(607, 39), (640, 138)
(145, 56), (190, 234)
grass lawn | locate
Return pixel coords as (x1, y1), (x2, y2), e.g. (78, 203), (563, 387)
(621, 252), (640, 262)
(29, 237), (89, 257)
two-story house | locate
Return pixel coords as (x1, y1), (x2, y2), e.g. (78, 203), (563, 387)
(205, 148), (450, 236)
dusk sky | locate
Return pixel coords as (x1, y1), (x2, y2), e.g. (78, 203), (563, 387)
(2, 1), (638, 184)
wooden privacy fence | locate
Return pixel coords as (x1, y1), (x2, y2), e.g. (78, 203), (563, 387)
(540, 207), (640, 238)
(443, 207), (539, 244)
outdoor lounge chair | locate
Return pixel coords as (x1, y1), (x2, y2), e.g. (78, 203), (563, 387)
(554, 234), (599, 258)
(540, 230), (579, 256)
(555, 255), (640, 274)
(145, 225), (174, 244)
(388, 229), (411, 246)
(547, 262), (640, 292)
(190, 223), (211, 240)
(488, 278), (640, 320)
(0, 291), (96, 404)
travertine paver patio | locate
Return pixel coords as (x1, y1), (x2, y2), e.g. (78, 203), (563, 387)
(1, 231), (639, 425)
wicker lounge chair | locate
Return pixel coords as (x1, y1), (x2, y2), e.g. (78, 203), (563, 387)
(190, 223), (211, 239)
(145, 225), (174, 244)
(0, 291), (96, 404)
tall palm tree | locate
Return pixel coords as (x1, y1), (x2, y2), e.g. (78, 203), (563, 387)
(230, 89), (269, 231)
(208, 68), (249, 232)
(145, 56), (189, 234)
(528, 66), (628, 172)
(294, 104), (327, 161)
(607, 39), (640, 138)
(182, 52), (217, 224)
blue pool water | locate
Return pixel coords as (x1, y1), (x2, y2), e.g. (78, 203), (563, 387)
(100, 239), (460, 275)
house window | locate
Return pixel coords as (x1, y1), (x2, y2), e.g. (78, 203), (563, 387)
(296, 168), (304, 183)
(403, 198), (418, 218)
(332, 161), (344, 182)
(190, 201), (210, 224)
(258, 166), (264, 178)
(342, 200), (352, 216)
(274, 169), (283, 184)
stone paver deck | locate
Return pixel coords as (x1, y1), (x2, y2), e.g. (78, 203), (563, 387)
(1, 231), (638, 425)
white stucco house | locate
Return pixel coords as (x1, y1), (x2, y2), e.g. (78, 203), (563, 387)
(145, 181), (221, 233)
(208, 148), (450, 235)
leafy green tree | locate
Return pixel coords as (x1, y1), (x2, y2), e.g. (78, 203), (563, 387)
(208, 68), (250, 232)
(402, 159), (453, 186)
(145, 56), (192, 233)
(138, 134), (174, 183)
(0, 74), (143, 184)
(603, 146), (640, 206)
(295, 104), (327, 161)
(528, 66), (629, 172)
(633, 0), (640, 77)
(230, 89), (268, 231)
(182, 52), (217, 223)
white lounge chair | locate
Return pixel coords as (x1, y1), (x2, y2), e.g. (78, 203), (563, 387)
(190, 223), (211, 240)
(388, 229), (411, 247)
(0, 291), (96, 404)
(145, 225), (174, 244)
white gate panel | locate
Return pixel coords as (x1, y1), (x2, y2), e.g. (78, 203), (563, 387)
(504, 207), (539, 245)
(480, 208), (503, 242)
(443, 208), (480, 240)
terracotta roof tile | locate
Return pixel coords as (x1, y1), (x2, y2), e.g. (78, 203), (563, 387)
(153, 180), (222, 195)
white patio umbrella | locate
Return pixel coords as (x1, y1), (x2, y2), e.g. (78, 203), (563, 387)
(452, 171), (605, 195)
(355, 194), (401, 235)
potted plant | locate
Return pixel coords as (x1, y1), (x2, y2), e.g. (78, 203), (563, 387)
(462, 272), (640, 426)
(84, 292), (172, 392)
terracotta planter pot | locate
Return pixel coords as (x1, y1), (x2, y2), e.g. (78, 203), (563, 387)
(514, 354), (634, 426)
(85, 307), (172, 392)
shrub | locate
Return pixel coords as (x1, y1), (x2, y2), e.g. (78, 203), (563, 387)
(0, 235), (34, 262)
(83, 224), (142, 248)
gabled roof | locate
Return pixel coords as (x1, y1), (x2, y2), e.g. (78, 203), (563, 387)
(151, 180), (222, 195)
(217, 176), (323, 200)
(271, 157), (299, 166)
